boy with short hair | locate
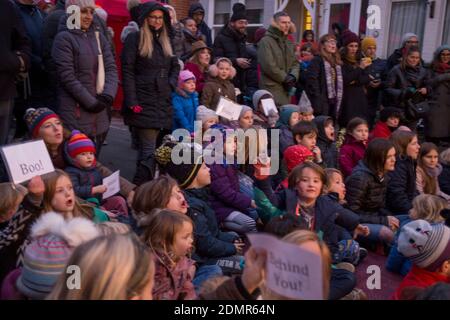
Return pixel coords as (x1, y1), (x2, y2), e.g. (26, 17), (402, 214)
(292, 121), (322, 165)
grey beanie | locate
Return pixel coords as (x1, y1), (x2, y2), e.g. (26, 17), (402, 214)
(401, 33), (418, 46)
(298, 92), (313, 114)
(239, 105), (253, 119)
(196, 105), (218, 123)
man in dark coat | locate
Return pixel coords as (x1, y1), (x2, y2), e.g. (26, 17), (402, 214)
(188, 3), (212, 48)
(0, 0), (31, 148)
(13, 0), (50, 138)
(213, 3), (251, 98)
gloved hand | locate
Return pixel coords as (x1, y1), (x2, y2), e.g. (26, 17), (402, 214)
(129, 105), (143, 113)
(282, 74), (296, 91)
(96, 93), (113, 107)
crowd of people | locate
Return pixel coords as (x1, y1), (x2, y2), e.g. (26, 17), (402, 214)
(1, 0), (450, 300)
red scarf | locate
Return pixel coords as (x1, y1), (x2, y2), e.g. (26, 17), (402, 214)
(435, 62), (450, 74)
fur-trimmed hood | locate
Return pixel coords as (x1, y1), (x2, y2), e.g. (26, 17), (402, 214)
(31, 212), (99, 247)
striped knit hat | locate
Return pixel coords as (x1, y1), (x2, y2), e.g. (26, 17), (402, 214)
(16, 212), (99, 299)
(398, 220), (450, 271)
(67, 130), (96, 159)
(24, 108), (59, 138)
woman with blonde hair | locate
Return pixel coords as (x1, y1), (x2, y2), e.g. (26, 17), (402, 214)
(48, 233), (155, 300)
(121, 1), (180, 184)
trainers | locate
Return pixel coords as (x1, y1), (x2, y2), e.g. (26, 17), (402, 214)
(336, 262), (355, 273)
(341, 288), (368, 300)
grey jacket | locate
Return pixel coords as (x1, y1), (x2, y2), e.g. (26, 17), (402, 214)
(52, 15), (118, 137)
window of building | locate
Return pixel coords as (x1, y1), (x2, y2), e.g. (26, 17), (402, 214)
(387, 0), (427, 55)
(443, 0), (450, 45)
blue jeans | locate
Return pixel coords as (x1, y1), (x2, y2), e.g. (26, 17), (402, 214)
(192, 264), (223, 293)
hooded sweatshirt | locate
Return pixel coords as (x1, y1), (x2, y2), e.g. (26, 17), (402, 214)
(188, 3), (212, 47)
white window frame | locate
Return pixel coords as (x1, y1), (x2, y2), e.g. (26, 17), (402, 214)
(321, 0), (362, 36)
(207, 0), (265, 39)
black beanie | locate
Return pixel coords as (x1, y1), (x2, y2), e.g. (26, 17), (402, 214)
(155, 139), (203, 189)
(230, 3), (247, 22)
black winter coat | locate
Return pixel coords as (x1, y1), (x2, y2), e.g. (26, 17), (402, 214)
(313, 115), (338, 168)
(439, 163), (450, 195)
(384, 64), (432, 113)
(386, 156), (418, 214)
(185, 188), (238, 266)
(213, 25), (249, 93)
(339, 60), (371, 127)
(121, 30), (180, 130)
(0, 0), (31, 100)
(305, 56), (337, 117)
(426, 69), (450, 138)
(345, 161), (391, 226)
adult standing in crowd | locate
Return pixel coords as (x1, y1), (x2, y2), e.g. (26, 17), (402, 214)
(0, 0), (30, 146)
(164, 4), (184, 59)
(386, 33), (422, 71)
(384, 46), (431, 128)
(185, 41), (212, 96)
(188, 3), (212, 48)
(305, 34), (343, 120)
(426, 45), (450, 146)
(52, 0), (118, 154)
(361, 37), (387, 128)
(13, 0), (50, 139)
(338, 30), (371, 128)
(213, 3), (250, 100)
(257, 11), (299, 106)
(121, 2), (180, 185)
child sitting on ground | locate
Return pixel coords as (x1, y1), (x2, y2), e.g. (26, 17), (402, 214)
(393, 220), (450, 300)
(276, 105), (300, 155)
(65, 130), (128, 217)
(314, 116), (338, 169)
(252, 90), (279, 129)
(201, 57), (237, 110)
(172, 70), (199, 133)
(370, 107), (402, 141)
(0, 176), (44, 286)
(339, 117), (369, 178)
(386, 194), (448, 276)
(142, 209), (196, 300)
(292, 121), (323, 165)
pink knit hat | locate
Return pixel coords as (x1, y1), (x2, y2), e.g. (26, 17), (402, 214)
(178, 70), (196, 89)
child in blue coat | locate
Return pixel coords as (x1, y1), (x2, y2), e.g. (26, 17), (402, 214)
(172, 70), (199, 133)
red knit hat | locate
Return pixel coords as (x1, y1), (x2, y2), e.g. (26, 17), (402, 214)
(67, 130), (96, 159)
(341, 30), (360, 47)
(283, 145), (314, 173)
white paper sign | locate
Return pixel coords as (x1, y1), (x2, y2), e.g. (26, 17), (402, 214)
(248, 233), (324, 300)
(215, 96), (243, 121)
(102, 170), (120, 199)
(261, 98), (278, 116)
(1, 140), (55, 184)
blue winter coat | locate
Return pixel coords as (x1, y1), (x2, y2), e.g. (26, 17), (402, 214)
(65, 164), (103, 202)
(185, 188), (238, 266)
(209, 163), (253, 223)
(172, 91), (199, 132)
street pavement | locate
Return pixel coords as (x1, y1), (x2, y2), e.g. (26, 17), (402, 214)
(99, 116), (136, 182)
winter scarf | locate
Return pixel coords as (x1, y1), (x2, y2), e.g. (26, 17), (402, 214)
(324, 60), (343, 115)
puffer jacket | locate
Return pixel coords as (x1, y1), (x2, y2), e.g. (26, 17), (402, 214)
(386, 156), (418, 214)
(172, 90), (199, 132)
(345, 161), (391, 225)
(65, 160), (103, 202)
(184, 188), (238, 266)
(209, 163), (252, 223)
(52, 15), (118, 137)
(121, 6), (180, 130)
(201, 76), (236, 110)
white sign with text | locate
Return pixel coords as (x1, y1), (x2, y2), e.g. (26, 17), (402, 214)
(261, 98), (278, 116)
(215, 97), (242, 121)
(248, 233), (324, 300)
(102, 170), (120, 199)
(1, 140), (55, 184)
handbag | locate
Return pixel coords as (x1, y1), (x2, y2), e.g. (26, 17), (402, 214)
(406, 99), (432, 120)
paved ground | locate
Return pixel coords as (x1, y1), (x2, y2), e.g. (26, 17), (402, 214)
(99, 116), (136, 182)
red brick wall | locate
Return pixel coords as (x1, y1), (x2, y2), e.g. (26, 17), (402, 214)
(169, 0), (197, 21)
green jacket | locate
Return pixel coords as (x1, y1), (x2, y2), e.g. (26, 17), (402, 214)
(257, 25), (299, 106)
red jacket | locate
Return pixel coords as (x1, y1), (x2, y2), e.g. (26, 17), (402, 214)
(185, 62), (207, 94)
(339, 134), (367, 178)
(392, 265), (450, 300)
(370, 121), (392, 141)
